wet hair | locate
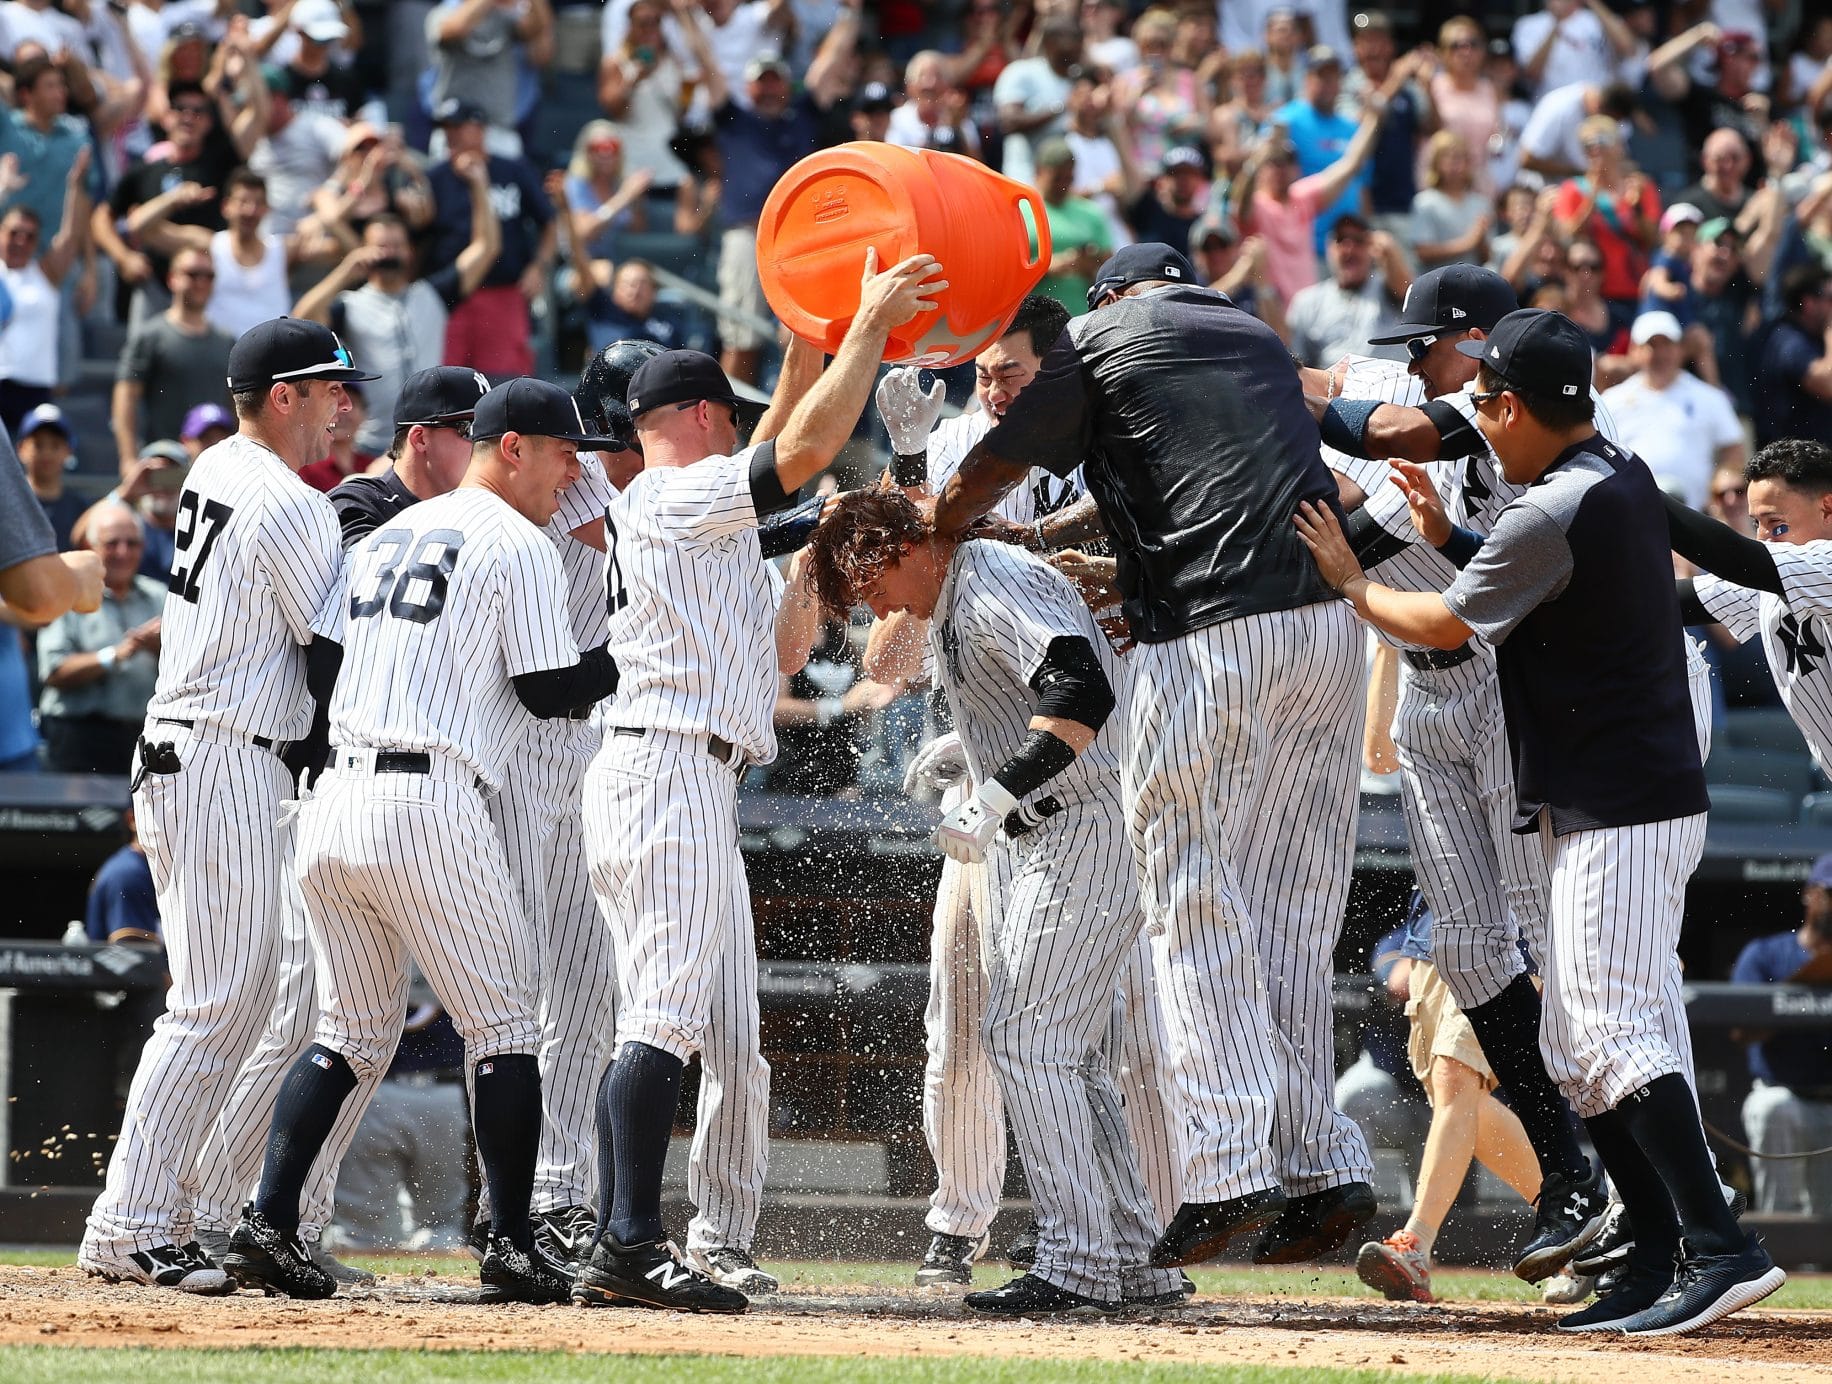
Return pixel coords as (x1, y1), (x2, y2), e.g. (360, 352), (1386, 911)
(804, 488), (930, 618)
(999, 294), (1071, 359)
(1746, 439), (1832, 494)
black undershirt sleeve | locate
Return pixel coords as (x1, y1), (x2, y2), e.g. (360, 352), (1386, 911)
(512, 644), (620, 718)
(1347, 505), (1413, 568)
(1028, 635), (1115, 728)
(1420, 398), (1482, 461)
(745, 439), (794, 517)
(283, 634), (344, 784)
(1676, 578), (1713, 626)
(1663, 491), (1782, 594)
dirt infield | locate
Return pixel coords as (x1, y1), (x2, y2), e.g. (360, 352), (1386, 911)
(3, 1266), (1830, 1382)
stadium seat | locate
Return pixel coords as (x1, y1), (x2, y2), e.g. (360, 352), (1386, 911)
(1706, 783), (1798, 824)
(1725, 706), (1813, 755)
(1802, 792), (1832, 828)
(1703, 745), (1818, 800)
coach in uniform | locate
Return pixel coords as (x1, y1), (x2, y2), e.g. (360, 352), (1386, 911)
(934, 243), (1377, 1268)
(224, 378), (621, 1303)
(1295, 308), (1785, 1336)
(80, 318), (376, 1295)
(574, 252), (945, 1315)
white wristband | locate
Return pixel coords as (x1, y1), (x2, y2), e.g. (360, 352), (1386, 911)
(979, 779), (1020, 818)
(96, 645), (119, 670)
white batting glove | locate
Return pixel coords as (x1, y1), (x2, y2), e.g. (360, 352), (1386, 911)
(876, 367), (947, 456)
(933, 780), (1019, 864)
(903, 731), (969, 795)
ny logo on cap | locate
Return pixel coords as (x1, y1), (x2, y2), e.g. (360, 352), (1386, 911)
(472, 370), (489, 394)
(573, 399), (588, 431)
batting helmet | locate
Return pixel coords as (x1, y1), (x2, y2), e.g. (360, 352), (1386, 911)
(575, 338), (669, 452)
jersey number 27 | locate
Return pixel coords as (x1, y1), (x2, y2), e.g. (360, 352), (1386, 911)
(168, 494), (234, 604)
(351, 529), (463, 625)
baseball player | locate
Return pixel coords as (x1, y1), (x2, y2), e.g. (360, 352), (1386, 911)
(573, 251), (945, 1316)
(807, 489), (1186, 1314)
(224, 377), (622, 1303)
(935, 244), (1375, 1269)
(1295, 308), (1784, 1336)
(78, 318), (377, 1294)
(184, 368), (492, 1287)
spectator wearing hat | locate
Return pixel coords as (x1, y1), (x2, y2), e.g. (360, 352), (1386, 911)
(297, 384), (374, 493)
(257, 0), (371, 123)
(1601, 310), (1744, 509)
(1676, 129), (1755, 227)
(1638, 202), (1704, 324)
(36, 502), (166, 775)
(426, 96), (557, 377)
(1517, 79), (1637, 182)
(1411, 132), (1491, 272)
(992, 14), (1083, 185)
(112, 244), (235, 473)
(329, 366), (489, 547)
(1551, 115), (1660, 317)
(1231, 97), (1385, 307)
(17, 403), (84, 551)
(180, 404), (234, 459)
(1511, 0), (1639, 100)
(295, 148), (500, 457)
(847, 81), (895, 143)
(0, 134), (89, 419)
(1691, 217), (1761, 413)
(887, 50), (981, 158)
(1188, 213), (1287, 342)
(94, 440), (191, 582)
(1277, 45), (1371, 252)
(1753, 263), (1832, 448)
(1126, 145), (1209, 249)
(1031, 138), (1114, 317)
(685, 1), (859, 386)
(1732, 856), (1832, 1215)
(426, 0), (555, 155)
(1286, 213), (1410, 367)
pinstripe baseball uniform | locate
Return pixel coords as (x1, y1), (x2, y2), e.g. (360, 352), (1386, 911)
(302, 486), (580, 1083)
(83, 436), (342, 1263)
(934, 539), (1181, 1301)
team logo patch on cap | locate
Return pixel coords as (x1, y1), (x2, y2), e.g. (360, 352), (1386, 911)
(1450, 307), (1466, 319)
(1165, 265), (1182, 278)
(1562, 385), (1578, 395)
(479, 1061), (494, 1076)
(1490, 346), (1501, 359)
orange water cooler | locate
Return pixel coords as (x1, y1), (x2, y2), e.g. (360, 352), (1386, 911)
(755, 142), (1052, 366)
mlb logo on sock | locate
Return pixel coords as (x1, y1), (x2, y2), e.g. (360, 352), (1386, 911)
(310, 1053), (332, 1070)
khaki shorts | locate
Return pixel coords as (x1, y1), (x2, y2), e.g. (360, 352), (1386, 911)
(1406, 959), (1496, 1095)
(717, 224), (772, 351)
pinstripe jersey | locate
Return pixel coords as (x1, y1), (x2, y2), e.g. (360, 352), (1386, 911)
(548, 452), (619, 647)
(599, 442), (780, 762)
(927, 410), (1088, 527)
(144, 434), (344, 744)
(313, 487), (580, 789)
(1694, 543), (1832, 770)
(1322, 356), (1428, 498)
(930, 539), (1125, 803)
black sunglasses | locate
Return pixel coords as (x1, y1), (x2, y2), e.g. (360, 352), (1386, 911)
(1469, 385), (1510, 407)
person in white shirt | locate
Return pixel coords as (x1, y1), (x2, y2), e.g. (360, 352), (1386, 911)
(1517, 79), (1636, 182)
(0, 147), (89, 434)
(1512, 0), (1639, 99)
(1601, 311), (1746, 511)
(994, 16), (1083, 184)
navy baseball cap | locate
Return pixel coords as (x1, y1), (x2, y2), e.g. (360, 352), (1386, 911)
(1810, 853), (1832, 889)
(226, 317), (379, 392)
(433, 97), (488, 126)
(1370, 264), (1519, 344)
(1456, 308), (1592, 399)
(472, 377), (619, 447)
(395, 366), (491, 427)
(18, 402), (72, 444)
(1086, 243), (1198, 310)
(626, 349), (759, 421)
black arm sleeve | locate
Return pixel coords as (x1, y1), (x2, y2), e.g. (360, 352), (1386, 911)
(1029, 634), (1115, 729)
(757, 492), (825, 559)
(890, 449), (928, 488)
(987, 729), (1079, 800)
(1439, 525), (1484, 569)
(745, 439), (794, 517)
(283, 635), (344, 784)
(1676, 578), (1713, 626)
(1420, 398), (1482, 461)
(1663, 490), (1782, 594)
(1347, 505), (1414, 568)
(512, 644), (620, 719)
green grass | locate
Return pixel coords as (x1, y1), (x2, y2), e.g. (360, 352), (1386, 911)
(0, 1350), (1543, 1384)
(7, 1247), (1830, 1309)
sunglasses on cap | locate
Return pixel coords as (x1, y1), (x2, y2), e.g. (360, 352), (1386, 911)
(1404, 332), (1466, 362)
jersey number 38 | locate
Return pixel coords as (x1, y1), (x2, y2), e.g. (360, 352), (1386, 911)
(350, 528), (464, 625)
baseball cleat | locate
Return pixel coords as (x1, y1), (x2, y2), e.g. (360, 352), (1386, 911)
(915, 1230), (990, 1287)
(573, 1236), (748, 1313)
(223, 1206), (337, 1299)
(1514, 1169), (1606, 1282)
(1151, 1187), (1288, 1267)
(478, 1233), (571, 1305)
(533, 1204), (599, 1273)
(1252, 1181), (1377, 1264)
(1556, 1257), (1673, 1332)
(1541, 1268), (1596, 1304)
(693, 1246), (780, 1295)
(1569, 1196), (1630, 1276)
(464, 1217), (490, 1262)
(1610, 1236), (1785, 1337)
(1004, 1218), (1039, 1269)
(963, 1273), (1120, 1315)
(1356, 1230), (1434, 1302)
(192, 1227), (233, 1267)
(307, 1236), (376, 1288)
(78, 1240), (234, 1295)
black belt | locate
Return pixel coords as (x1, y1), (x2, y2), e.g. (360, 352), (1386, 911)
(156, 717), (286, 753)
(1404, 644), (1478, 672)
(612, 726), (745, 767)
(339, 748), (485, 791)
